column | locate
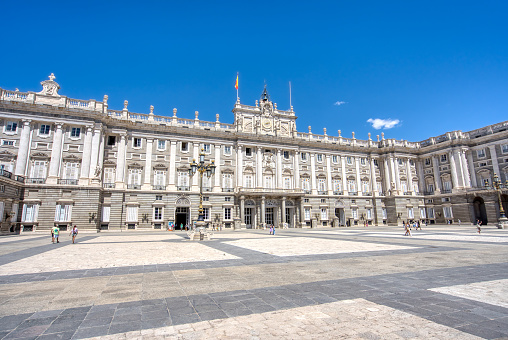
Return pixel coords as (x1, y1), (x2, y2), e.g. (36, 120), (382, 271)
(467, 150), (477, 187)
(449, 150), (459, 189)
(98, 133), (105, 168)
(281, 197), (286, 227)
(261, 196), (265, 226)
(453, 150), (465, 188)
(143, 138), (153, 189)
(14, 119), (31, 176)
(115, 133), (126, 188)
(326, 155), (332, 195)
(310, 153), (317, 194)
(355, 157), (361, 195)
(79, 126), (93, 184)
(256, 147), (262, 188)
(294, 151), (300, 189)
(236, 145), (243, 188)
(432, 155), (441, 193)
(88, 126), (102, 180)
(192, 143), (199, 189)
(168, 140), (177, 190)
(341, 156), (347, 195)
(300, 199), (305, 227)
(393, 157), (401, 194)
(240, 196), (245, 227)
(416, 160), (425, 194)
(370, 157), (378, 195)
(406, 159), (413, 193)
(383, 157), (391, 195)
(47, 122), (64, 184)
(276, 149), (282, 188)
(489, 145), (501, 178)
(460, 149), (471, 187)
(214, 144), (221, 192)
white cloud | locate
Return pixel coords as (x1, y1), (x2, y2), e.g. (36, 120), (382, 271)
(334, 101), (346, 106)
(367, 118), (400, 130)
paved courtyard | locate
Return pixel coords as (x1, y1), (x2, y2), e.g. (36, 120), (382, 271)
(0, 225), (507, 339)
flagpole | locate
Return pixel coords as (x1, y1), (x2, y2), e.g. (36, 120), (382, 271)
(289, 81), (292, 109)
(236, 72), (239, 100)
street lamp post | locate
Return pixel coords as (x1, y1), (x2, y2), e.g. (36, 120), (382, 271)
(493, 174), (508, 229)
(189, 149), (216, 229)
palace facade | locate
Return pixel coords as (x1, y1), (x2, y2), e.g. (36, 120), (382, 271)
(0, 75), (507, 233)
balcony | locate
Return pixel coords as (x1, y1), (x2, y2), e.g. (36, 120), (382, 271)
(441, 189), (452, 194)
(333, 191), (343, 195)
(238, 188), (304, 196)
(348, 192), (358, 196)
(15, 175), (24, 183)
(403, 191), (412, 196)
(103, 183), (116, 188)
(26, 178), (46, 184)
(304, 190), (311, 194)
(177, 186), (190, 191)
(58, 179), (78, 185)
(152, 185), (166, 190)
(202, 187), (212, 192)
(0, 169), (13, 179)
(317, 190), (327, 195)
(127, 184), (141, 189)
(362, 192), (372, 196)
(222, 187), (234, 192)
(423, 190), (434, 195)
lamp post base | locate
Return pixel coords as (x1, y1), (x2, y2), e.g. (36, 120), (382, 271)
(497, 217), (508, 229)
(188, 220), (212, 241)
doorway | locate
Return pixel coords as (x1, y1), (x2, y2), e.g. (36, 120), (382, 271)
(285, 207), (294, 227)
(335, 208), (345, 226)
(473, 197), (488, 225)
(244, 208), (253, 229)
(265, 207), (274, 225)
(175, 207), (189, 230)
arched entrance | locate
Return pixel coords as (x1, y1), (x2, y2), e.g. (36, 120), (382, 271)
(335, 199), (345, 226)
(175, 196), (191, 230)
(502, 194), (508, 218)
(473, 197), (488, 225)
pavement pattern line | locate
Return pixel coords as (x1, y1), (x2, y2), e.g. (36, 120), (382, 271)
(429, 279), (508, 308)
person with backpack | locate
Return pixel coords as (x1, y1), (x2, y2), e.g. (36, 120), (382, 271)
(70, 225), (78, 244)
(52, 226), (60, 243)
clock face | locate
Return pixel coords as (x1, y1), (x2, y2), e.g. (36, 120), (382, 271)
(263, 119), (272, 129)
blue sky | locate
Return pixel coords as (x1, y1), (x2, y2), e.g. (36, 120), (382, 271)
(1, 1), (507, 142)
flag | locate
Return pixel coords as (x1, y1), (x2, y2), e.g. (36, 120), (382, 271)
(235, 74), (238, 90)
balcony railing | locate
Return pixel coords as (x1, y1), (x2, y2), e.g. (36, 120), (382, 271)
(423, 190), (434, 195)
(58, 179), (78, 185)
(222, 187), (234, 192)
(202, 187), (212, 192)
(403, 192), (412, 195)
(127, 184), (141, 189)
(304, 190), (311, 194)
(26, 178), (46, 184)
(441, 189), (452, 194)
(152, 185), (166, 190)
(318, 190), (327, 195)
(103, 183), (116, 188)
(177, 186), (190, 191)
(333, 191), (343, 195)
(362, 192), (372, 196)
(0, 169), (12, 179)
(15, 175), (24, 183)
(348, 192), (358, 196)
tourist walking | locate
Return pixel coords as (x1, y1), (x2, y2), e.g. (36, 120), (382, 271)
(70, 225), (78, 244)
(52, 226), (60, 243)
(476, 219), (482, 234)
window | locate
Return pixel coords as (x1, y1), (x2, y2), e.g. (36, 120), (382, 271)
(304, 198), (309, 203)
(55, 204), (72, 222)
(346, 156), (352, 165)
(2, 140), (14, 146)
(225, 197), (231, 202)
(103, 167), (115, 184)
(425, 158), (431, 166)
(283, 176), (291, 189)
(321, 208), (327, 220)
(64, 163), (79, 180)
(332, 155), (338, 163)
(178, 171), (190, 188)
(128, 168), (142, 186)
(401, 181), (407, 193)
(127, 206), (138, 222)
(39, 124), (50, 135)
(224, 207), (231, 220)
(155, 195), (163, 201)
(264, 175), (273, 189)
(154, 207), (163, 221)
(30, 161), (47, 179)
(408, 208), (414, 219)
(373, 159), (378, 166)
(366, 209), (372, 220)
(245, 147), (252, 157)
(202, 196), (209, 202)
(443, 180), (452, 191)
(304, 208), (310, 221)
(382, 208), (387, 220)
(244, 174), (253, 188)
(347, 180), (356, 193)
(318, 178), (326, 192)
(360, 158), (366, 165)
(222, 173), (233, 189)
(5, 121), (17, 132)
(301, 178), (310, 191)
(181, 142), (188, 152)
(154, 170), (166, 186)
(477, 149), (486, 158)
(70, 127), (81, 138)
(397, 158), (403, 165)
(413, 182), (419, 194)
(102, 206), (110, 222)
(283, 151), (290, 159)
(352, 208), (358, 219)
(409, 159), (415, 166)
(502, 144), (508, 153)
(321, 199), (326, 203)
(332, 179), (341, 192)
(440, 154), (447, 162)
(377, 182), (383, 193)
(420, 208), (426, 219)
(199, 207), (208, 220)
(203, 144), (210, 153)
(479, 162), (487, 167)
(107, 136), (116, 146)
(427, 208), (435, 219)
(158, 140), (166, 150)
(224, 146), (231, 155)
(301, 152), (307, 161)
(316, 154), (323, 162)
(133, 138), (142, 148)
(443, 206), (453, 218)
(22, 204), (39, 222)
(362, 181), (369, 193)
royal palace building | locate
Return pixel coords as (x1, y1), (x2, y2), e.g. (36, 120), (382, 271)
(0, 74), (507, 233)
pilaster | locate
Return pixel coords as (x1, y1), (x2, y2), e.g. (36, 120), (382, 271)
(14, 119), (32, 176)
(47, 122), (64, 184)
(142, 138), (153, 190)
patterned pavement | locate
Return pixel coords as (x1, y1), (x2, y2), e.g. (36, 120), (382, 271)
(0, 225), (507, 339)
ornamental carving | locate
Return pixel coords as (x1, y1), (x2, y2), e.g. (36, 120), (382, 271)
(38, 73), (60, 96)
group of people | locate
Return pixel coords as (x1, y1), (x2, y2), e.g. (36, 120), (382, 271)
(51, 225), (79, 244)
(268, 225), (276, 235)
(403, 220), (422, 236)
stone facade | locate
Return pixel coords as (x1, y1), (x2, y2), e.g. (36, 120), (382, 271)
(0, 75), (507, 233)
